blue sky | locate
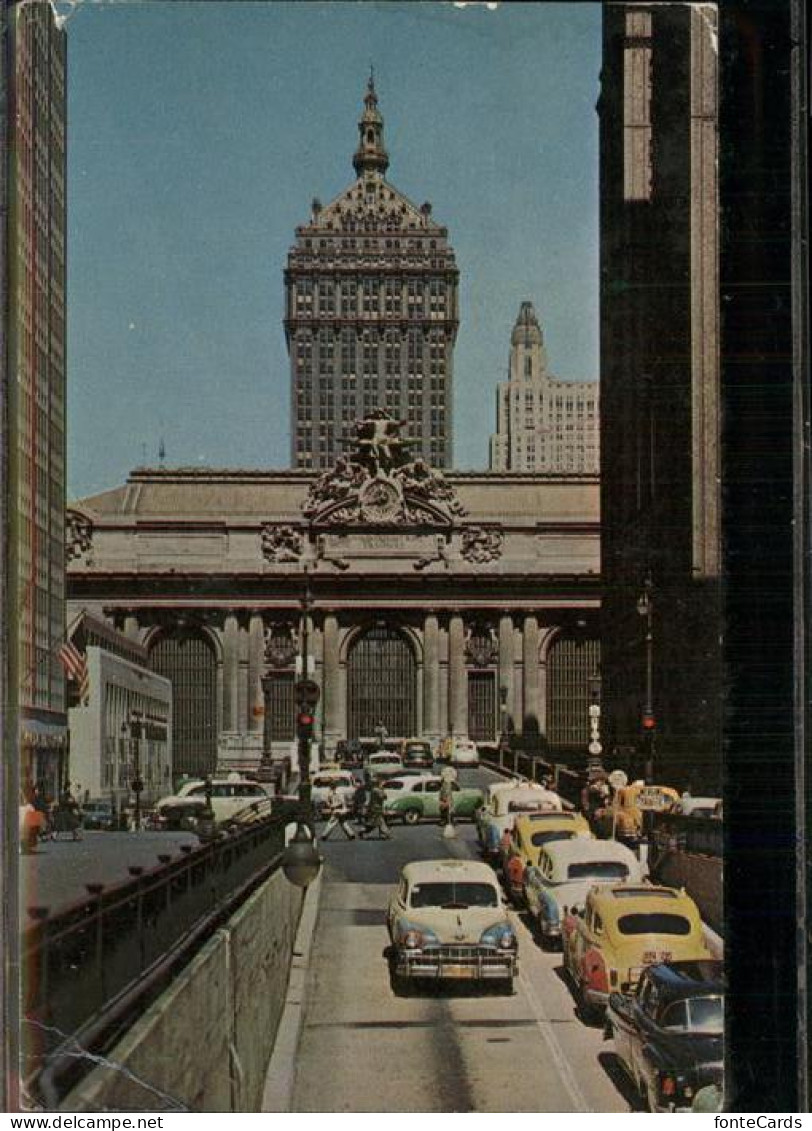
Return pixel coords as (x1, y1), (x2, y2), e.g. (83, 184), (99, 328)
(64, 1), (602, 498)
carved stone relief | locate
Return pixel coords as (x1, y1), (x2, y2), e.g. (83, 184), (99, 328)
(460, 526), (504, 565)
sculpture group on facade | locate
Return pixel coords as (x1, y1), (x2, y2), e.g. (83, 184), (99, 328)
(302, 410), (467, 527)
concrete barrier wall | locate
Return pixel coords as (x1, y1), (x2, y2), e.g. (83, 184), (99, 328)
(653, 850), (723, 936)
(61, 869), (303, 1112)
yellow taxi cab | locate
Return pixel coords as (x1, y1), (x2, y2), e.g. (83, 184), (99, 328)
(502, 810), (592, 904)
(593, 782), (680, 841)
(562, 884), (711, 1020)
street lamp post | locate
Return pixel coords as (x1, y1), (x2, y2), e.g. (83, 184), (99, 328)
(586, 672), (603, 780)
(498, 684), (509, 765)
(636, 572), (655, 785)
(282, 563), (322, 889)
(122, 713), (144, 832)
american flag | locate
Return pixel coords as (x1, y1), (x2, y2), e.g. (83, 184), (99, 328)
(58, 638), (90, 705)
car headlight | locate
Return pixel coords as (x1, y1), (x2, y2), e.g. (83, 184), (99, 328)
(397, 922), (440, 949)
(480, 922), (518, 950)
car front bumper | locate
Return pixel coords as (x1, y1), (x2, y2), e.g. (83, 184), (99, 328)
(394, 945), (517, 981)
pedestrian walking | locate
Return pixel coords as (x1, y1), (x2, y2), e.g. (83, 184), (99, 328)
(438, 775), (455, 826)
(359, 779), (391, 840)
(321, 783), (357, 841)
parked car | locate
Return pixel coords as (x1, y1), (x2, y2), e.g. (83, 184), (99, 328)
(593, 783), (680, 843)
(562, 884), (712, 1021)
(476, 781), (563, 860)
(364, 751), (404, 779)
(437, 736), (479, 766)
(502, 811), (595, 904)
(386, 858), (518, 991)
(384, 774), (484, 824)
(80, 799), (116, 830)
(310, 770), (357, 816)
(155, 777), (271, 828)
(400, 738), (434, 770)
(606, 960), (724, 1112)
(524, 838), (644, 947)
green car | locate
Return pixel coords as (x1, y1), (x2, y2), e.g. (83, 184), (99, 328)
(384, 775), (484, 824)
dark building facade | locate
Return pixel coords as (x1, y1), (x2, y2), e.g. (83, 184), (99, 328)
(598, 3), (722, 790)
(6, 0), (68, 798)
(284, 76), (459, 471)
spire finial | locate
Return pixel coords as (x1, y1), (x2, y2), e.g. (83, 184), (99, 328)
(353, 70), (389, 177)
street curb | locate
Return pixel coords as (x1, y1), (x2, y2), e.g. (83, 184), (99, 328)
(260, 868), (323, 1112)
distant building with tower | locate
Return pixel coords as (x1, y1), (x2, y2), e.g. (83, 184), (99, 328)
(489, 302), (599, 474)
(284, 75), (459, 471)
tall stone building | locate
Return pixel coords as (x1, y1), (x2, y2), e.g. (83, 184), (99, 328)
(285, 75), (459, 471)
(5, 0), (68, 797)
(489, 301), (599, 473)
(598, 3), (721, 788)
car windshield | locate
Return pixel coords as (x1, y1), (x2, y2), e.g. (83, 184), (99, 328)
(661, 995), (723, 1034)
(410, 881), (499, 909)
(567, 862), (629, 880)
(617, 913), (692, 935)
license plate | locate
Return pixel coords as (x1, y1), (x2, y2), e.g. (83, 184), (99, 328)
(441, 964), (478, 979)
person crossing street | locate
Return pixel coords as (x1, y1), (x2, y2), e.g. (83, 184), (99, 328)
(359, 778), (391, 840)
(320, 782), (357, 841)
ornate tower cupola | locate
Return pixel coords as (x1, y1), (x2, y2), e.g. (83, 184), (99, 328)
(353, 71), (389, 178)
(511, 301), (544, 349)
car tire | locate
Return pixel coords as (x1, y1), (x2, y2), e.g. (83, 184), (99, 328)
(402, 807), (421, 825)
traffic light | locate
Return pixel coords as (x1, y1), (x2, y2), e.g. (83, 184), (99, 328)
(297, 711), (315, 738)
(642, 713), (656, 730)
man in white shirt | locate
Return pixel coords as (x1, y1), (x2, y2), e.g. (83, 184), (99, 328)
(320, 783), (356, 841)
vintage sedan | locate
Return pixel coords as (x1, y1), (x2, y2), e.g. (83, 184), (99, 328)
(364, 751), (404, 780)
(592, 782), (680, 842)
(562, 884), (712, 1021)
(386, 858), (518, 991)
(501, 809), (592, 900)
(384, 775), (484, 824)
(400, 739), (434, 770)
(524, 838), (644, 947)
(606, 960), (724, 1112)
(155, 777), (270, 828)
(476, 782), (563, 859)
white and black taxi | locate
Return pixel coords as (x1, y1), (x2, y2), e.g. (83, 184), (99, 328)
(386, 859), (518, 992)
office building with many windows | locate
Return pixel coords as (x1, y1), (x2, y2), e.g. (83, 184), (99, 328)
(284, 75), (459, 470)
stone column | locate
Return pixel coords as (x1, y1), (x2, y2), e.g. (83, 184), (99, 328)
(323, 613), (341, 748)
(538, 628), (556, 737)
(438, 625), (449, 737)
(237, 620), (249, 733)
(523, 614), (540, 741)
(423, 613), (440, 740)
(448, 614), (467, 736)
(498, 614), (515, 730)
(222, 613), (239, 732)
(248, 613), (265, 734)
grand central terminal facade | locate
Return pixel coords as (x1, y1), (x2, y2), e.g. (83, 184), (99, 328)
(66, 417), (600, 781)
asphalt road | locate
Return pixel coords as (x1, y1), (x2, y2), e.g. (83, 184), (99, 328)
(19, 830), (200, 917)
(289, 766), (633, 1113)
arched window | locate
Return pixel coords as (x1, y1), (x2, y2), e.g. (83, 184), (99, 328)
(149, 630), (217, 779)
(347, 626), (416, 739)
(547, 635), (600, 757)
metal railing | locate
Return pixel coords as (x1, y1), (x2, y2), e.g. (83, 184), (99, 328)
(22, 809), (294, 1104)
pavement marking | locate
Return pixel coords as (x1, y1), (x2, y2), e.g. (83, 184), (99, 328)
(304, 1018), (541, 1030)
(514, 918), (591, 1114)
